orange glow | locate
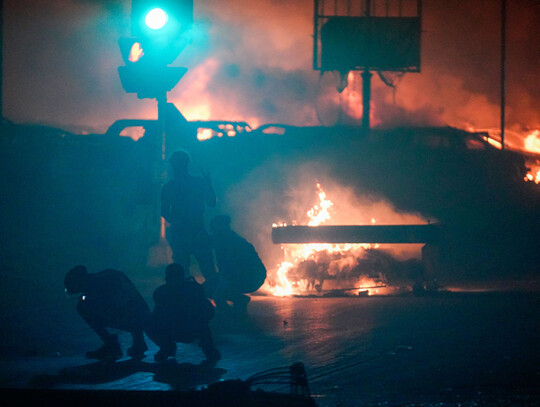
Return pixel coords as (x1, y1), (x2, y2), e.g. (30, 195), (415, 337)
(197, 128), (214, 141)
(524, 165), (540, 184)
(129, 42), (144, 63)
(119, 126), (145, 141)
(524, 130), (540, 154)
(468, 127), (540, 154)
(482, 135), (502, 149)
(261, 183), (405, 297)
(307, 183), (333, 225)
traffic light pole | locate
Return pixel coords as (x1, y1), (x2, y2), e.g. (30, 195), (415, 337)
(0, 0), (3, 119)
(145, 90), (173, 266)
(157, 91), (168, 242)
(122, 0), (194, 266)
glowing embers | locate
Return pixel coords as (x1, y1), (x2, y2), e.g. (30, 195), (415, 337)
(524, 164), (540, 184)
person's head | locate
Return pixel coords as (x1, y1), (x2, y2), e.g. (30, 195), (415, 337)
(210, 215), (232, 235)
(165, 263), (185, 285)
(169, 150), (190, 177)
(64, 265), (89, 295)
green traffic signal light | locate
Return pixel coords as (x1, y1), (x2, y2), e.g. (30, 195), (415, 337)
(118, 1), (193, 97)
(131, 0), (193, 38)
(145, 8), (169, 30)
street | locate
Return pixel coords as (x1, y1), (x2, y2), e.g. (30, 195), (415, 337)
(1, 282), (539, 406)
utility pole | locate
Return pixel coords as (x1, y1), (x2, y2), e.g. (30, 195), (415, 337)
(500, 0), (506, 150)
(1, 0), (4, 119)
(362, 0), (372, 133)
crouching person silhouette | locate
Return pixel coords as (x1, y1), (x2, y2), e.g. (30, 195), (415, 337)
(64, 265), (150, 361)
(209, 215), (267, 313)
(146, 263), (221, 365)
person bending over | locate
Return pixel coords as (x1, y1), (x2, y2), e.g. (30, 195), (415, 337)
(64, 265), (150, 360)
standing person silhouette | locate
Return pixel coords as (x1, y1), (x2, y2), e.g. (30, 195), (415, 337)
(161, 150), (217, 284)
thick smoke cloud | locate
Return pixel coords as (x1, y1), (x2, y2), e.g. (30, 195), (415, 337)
(218, 158), (428, 274)
(3, 0), (539, 143)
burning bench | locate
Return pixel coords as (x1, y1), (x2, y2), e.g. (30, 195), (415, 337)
(271, 224), (443, 293)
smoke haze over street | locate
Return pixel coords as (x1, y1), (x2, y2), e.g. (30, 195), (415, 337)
(3, 0), (539, 151)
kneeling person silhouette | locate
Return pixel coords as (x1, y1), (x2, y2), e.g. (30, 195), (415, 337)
(64, 265), (150, 361)
(208, 215), (267, 313)
(146, 263), (221, 365)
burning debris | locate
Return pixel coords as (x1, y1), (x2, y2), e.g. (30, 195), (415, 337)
(261, 183), (427, 297)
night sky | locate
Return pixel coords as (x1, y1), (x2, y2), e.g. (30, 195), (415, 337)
(2, 0), (539, 150)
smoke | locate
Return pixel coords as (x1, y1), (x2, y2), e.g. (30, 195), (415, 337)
(3, 0), (539, 145)
(219, 159), (428, 273)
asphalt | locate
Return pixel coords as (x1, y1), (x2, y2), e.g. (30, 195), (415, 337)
(1, 282), (539, 406)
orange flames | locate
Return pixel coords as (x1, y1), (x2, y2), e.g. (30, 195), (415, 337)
(261, 183), (412, 297)
(465, 128), (540, 184)
(523, 129), (540, 184)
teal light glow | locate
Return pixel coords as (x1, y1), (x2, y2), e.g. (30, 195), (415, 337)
(145, 8), (169, 30)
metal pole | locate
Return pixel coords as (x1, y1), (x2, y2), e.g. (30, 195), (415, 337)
(0, 0), (4, 119)
(361, 70), (372, 132)
(157, 93), (168, 240)
(500, 0), (506, 150)
(313, 0), (319, 70)
(362, 0), (372, 133)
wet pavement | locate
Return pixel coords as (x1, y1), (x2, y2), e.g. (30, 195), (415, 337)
(1, 287), (539, 406)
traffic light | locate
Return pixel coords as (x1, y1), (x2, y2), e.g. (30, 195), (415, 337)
(118, 0), (193, 99)
(131, 0), (193, 38)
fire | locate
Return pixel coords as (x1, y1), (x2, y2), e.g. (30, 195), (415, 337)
(307, 183), (333, 225)
(468, 127), (540, 155)
(525, 165), (540, 184)
(262, 183), (396, 297)
(466, 127), (540, 185)
(482, 134), (503, 150)
(524, 130), (540, 154)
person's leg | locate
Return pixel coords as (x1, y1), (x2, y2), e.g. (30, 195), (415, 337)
(146, 314), (176, 362)
(193, 235), (217, 283)
(127, 329), (148, 358)
(232, 293), (251, 313)
(198, 324), (221, 365)
(168, 228), (191, 271)
(154, 341), (176, 363)
(122, 306), (150, 358)
(77, 300), (122, 360)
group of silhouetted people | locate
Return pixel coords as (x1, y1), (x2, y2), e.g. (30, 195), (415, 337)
(64, 149), (267, 364)
(65, 263), (220, 364)
(160, 150), (266, 313)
